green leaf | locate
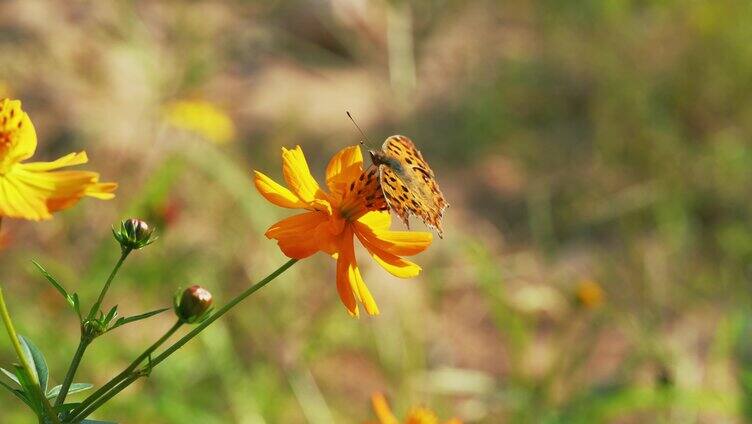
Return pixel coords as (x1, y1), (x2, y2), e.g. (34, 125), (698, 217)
(47, 383), (93, 399)
(0, 367), (20, 385)
(13, 364), (42, 415)
(0, 378), (33, 408)
(32, 260), (75, 309)
(104, 305), (118, 325)
(72, 293), (82, 321)
(81, 420), (118, 424)
(19, 335), (49, 392)
(110, 307), (169, 331)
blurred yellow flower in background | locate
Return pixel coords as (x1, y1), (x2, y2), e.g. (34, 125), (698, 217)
(164, 99), (235, 144)
(575, 279), (605, 309)
(254, 145), (432, 317)
(0, 99), (117, 221)
(368, 393), (462, 424)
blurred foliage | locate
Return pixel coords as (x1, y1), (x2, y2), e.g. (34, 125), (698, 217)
(1, 0), (752, 422)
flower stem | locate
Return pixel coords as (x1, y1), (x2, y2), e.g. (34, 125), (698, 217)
(0, 288), (61, 424)
(86, 248), (131, 321)
(53, 338), (90, 407)
(66, 258), (298, 422)
(69, 321), (183, 419)
(55, 249), (132, 408)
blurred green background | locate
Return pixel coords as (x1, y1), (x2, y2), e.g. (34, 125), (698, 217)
(1, 0), (751, 422)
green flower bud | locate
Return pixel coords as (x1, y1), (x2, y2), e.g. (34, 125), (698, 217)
(174, 285), (213, 323)
(113, 218), (156, 251)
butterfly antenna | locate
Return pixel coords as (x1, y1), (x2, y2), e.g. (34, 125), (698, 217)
(346, 111), (373, 148)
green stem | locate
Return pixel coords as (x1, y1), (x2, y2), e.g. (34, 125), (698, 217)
(56, 249), (132, 408)
(71, 373), (139, 422)
(70, 321), (182, 418)
(0, 289), (61, 424)
(87, 249), (131, 321)
(53, 338), (89, 407)
(67, 258), (298, 422)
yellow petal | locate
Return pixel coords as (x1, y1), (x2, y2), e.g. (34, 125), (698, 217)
(355, 219), (432, 256)
(84, 182), (118, 200)
(253, 170), (307, 209)
(0, 174), (50, 220)
(265, 211), (330, 259)
(281, 146), (322, 203)
(1, 160), (117, 220)
(358, 210), (391, 230)
(20, 151), (89, 171)
(325, 145), (363, 195)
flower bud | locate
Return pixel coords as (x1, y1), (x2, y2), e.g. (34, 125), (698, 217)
(174, 285), (213, 323)
(113, 218), (156, 251)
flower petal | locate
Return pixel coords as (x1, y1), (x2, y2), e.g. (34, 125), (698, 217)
(325, 145), (363, 195)
(355, 215), (432, 256)
(336, 227), (379, 316)
(253, 170), (307, 209)
(282, 146), (322, 203)
(358, 211), (391, 231)
(20, 151), (89, 171)
(356, 230), (423, 278)
(0, 157), (117, 220)
(0, 173), (50, 220)
(265, 211), (330, 259)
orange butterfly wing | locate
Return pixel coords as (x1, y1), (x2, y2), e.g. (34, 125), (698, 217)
(378, 136), (448, 237)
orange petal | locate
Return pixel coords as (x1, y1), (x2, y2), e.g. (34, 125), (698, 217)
(325, 145), (363, 195)
(281, 146), (322, 203)
(336, 227), (379, 316)
(356, 230), (422, 278)
(253, 170), (307, 209)
(355, 218), (432, 256)
(336, 237), (359, 317)
(371, 393), (399, 424)
(265, 211), (330, 259)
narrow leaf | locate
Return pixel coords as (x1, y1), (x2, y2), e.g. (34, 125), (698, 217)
(0, 367), (20, 385)
(104, 305), (118, 325)
(0, 379), (33, 408)
(47, 383), (93, 399)
(19, 335), (48, 392)
(72, 293), (82, 321)
(110, 307), (169, 331)
(31, 260), (74, 308)
(81, 420), (118, 424)
(13, 364), (43, 415)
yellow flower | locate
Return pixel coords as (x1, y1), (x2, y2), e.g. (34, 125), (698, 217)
(0, 99), (116, 221)
(164, 99), (235, 144)
(369, 393), (462, 424)
(254, 145), (432, 316)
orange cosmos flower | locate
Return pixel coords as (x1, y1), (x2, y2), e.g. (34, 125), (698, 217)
(0, 99), (116, 220)
(254, 145), (432, 316)
(368, 393), (462, 424)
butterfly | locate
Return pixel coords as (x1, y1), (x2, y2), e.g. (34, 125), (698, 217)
(368, 135), (448, 238)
